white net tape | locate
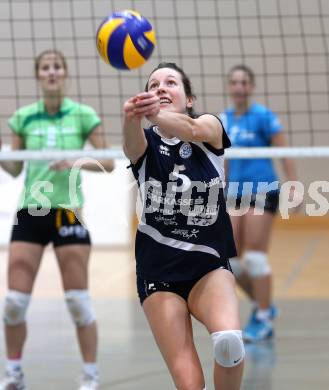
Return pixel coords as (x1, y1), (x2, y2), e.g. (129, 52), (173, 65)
(1, 147), (329, 161)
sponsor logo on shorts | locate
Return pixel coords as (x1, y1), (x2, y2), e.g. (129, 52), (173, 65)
(147, 283), (157, 291)
(59, 225), (88, 238)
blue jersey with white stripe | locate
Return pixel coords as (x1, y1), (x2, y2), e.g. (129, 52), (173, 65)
(221, 103), (282, 197)
(131, 119), (236, 281)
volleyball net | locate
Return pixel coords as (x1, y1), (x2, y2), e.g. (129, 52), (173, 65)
(1, 0), (329, 245)
(0, 0), (328, 154)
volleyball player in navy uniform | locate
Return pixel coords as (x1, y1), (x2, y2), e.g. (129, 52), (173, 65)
(221, 65), (298, 342)
(123, 62), (244, 390)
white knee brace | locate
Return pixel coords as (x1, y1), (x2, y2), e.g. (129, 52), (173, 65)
(229, 257), (244, 278)
(211, 330), (245, 368)
(243, 251), (271, 278)
(65, 289), (96, 327)
(3, 290), (31, 326)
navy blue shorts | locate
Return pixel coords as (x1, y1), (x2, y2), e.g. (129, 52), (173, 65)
(11, 208), (91, 247)
(230, 191), (279, 215)
(137, 261), (233, 305)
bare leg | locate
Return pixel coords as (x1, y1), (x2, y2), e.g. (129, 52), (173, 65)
(143, 292), (205, 390)
(5, 324), (26, 360)
(230, 215), (254, 299)
(243, 210), (275, 310)
(229, 215), (244, 257)
(188, 269), (244, 390)
(235, 272), (254, 300)
(5, 242), (44, 359)
(76, 323), (97, 362)
(55, 244), (97, 362)
(252, 275), (272, 310)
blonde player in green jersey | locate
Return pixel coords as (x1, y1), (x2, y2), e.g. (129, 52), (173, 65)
(0, 50), (114, 390)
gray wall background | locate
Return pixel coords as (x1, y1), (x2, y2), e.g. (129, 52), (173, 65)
(0, 0), (328, 205)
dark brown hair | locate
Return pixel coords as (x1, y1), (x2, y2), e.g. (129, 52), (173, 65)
(145, 62), (197, 118)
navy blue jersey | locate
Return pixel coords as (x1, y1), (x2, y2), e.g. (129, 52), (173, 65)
(131, 116), (236, 281)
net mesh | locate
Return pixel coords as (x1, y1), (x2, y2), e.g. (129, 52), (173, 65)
(0, 0), (329, 151)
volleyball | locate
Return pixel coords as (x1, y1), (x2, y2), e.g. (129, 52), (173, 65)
(96, 10), (156, 70)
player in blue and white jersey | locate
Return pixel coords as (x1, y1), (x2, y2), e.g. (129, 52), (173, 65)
(221, 65), (298, 342)
(123, 62), (245, 390)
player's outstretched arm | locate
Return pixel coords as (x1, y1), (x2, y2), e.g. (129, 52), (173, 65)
(123, 94), (151, 164)
(85, 125), (115, 172)
(271, 132), (297, 182)
(148, 111), (223, 149)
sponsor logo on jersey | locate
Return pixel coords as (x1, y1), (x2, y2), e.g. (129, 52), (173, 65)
(229, 126), (255, 143)
(30, 128), (45, 136)
(179, 142), (192, 159)
(171, 228), (199, 239)
(159, 144), (170, 156)
(61, 127), (77, 134)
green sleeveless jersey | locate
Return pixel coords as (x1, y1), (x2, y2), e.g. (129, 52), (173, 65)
(8, 98), (101, 209)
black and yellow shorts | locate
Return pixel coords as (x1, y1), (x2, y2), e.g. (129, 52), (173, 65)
(11, 208), (91, 247)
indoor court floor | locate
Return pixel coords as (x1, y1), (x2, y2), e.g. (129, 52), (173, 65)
(0, 218), (328, 389)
